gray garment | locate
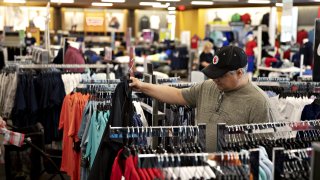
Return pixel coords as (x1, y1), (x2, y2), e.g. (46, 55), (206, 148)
(78, 101), (90, 140)
(3, 73), (18, 118)
(182, 80), (274, 152)
(80, 101), (93, 180)
(0, 73), (16, 118)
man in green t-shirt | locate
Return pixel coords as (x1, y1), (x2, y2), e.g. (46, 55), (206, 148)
(129, 46), (274, 152)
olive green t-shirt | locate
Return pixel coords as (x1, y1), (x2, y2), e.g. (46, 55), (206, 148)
(182, 80), (274, 152)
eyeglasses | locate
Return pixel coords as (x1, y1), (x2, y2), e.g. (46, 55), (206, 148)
(215, 91), (224, 112)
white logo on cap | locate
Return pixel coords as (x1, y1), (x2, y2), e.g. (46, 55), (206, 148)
(213, 56), (219, 64)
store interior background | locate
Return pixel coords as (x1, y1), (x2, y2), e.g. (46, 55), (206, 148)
(0, 0), (319, 81)
(1, 0), (320, 179)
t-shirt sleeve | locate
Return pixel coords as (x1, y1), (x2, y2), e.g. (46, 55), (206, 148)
(181, 83), (202, 107)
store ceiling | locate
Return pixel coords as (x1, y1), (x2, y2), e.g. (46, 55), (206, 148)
(1, 0), (319, 9)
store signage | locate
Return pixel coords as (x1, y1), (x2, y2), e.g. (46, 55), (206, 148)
(85, 17), (104, 26)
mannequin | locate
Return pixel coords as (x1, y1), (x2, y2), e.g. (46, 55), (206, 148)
(25, 32), (36, 47)
(245, 34), (257, 78)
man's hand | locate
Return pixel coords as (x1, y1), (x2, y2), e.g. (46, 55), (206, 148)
(129, 77), (145, 92)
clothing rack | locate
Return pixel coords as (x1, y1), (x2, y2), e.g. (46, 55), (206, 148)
(165, 82), (198, 88)
(80, 79), (121, 84)
(156, 77), (181, 84)
(109, 124), (206, 150)
(272, 147), (312, 180)
(137, 149), (260, 180)
(216, 120), (320, 151)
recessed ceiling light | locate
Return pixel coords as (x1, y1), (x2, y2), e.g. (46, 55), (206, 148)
(92, 2), (113, 6)
(213, 0), (238, 1)
(248, 0), (270, 4)
(153, 3), (170, 8)
(168, 7), (176, 11)
(191, 1), (214, 5)
(157, 0), (180, 2)
(276, 3), (283, 6)
(139, 2), (161, 6)
(4, 0), (26, 3)
(101, 0), (125, 2)
(50, 0), (74, 3)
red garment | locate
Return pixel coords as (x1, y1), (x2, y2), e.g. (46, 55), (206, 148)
(110, 149), (140, 180)
(245, 40), (257, 56)
(152, 168), (164, 179)
(64, 46), (85, 73)
(264, 57), (277, 67)
(142, 169), (151, 179)
(283, 49), (291, 60)
(146, 168), (156, 179)
(191, 35), (200, 49)
(59, 93), (89, 180)
(133, 156), (147, 180)
(241, 13), (251, 24)
(297, 30), (308, 45)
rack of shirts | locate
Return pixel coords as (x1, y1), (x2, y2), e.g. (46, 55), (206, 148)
(272, 147), (312, 180)
(217, 120), (320, 157)
(135, 150), (260, 180)
(109, 124), (206, 150)
(156, 77), (181, 84)
(30, 47), (50, 64)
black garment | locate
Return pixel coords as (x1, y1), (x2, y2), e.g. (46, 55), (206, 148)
(199, 52), (213, 70)
(0, 50), (4, 70)
(53, 48), (64, 64)
(261, 13), (270, 26)
(88, 77), (134, 180)
(140, 15), (150, 31)
(12, 72), (65, 143)
(169, 46), (189, 70)
(25, 37), (36, 47)
(300, 41), (313, 66)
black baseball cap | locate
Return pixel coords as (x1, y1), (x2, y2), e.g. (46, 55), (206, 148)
(201, 46), (248, 79)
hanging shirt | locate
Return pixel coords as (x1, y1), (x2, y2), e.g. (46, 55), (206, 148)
(110, 149), (140, 180)
(59, 93), (89, 180)
(85, 110), (109, 168)
(89, 78), (134, 180)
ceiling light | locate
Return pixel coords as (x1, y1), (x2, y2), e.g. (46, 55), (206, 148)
(168, 7), (176, 10)
(157, 0), (180, 2)
(191, 1), (214, 5)
(153, 3), (170, 8)
(3, 0), (26, 3)
(248, 0), (270, 4)
(213, 0), (238, 1)
(92, 2), (113, 6)
(102, 0), (125, 2)
(139, 2), (161, 6)
(50, 0), (74, 3)
(276, 3), (283, 6)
